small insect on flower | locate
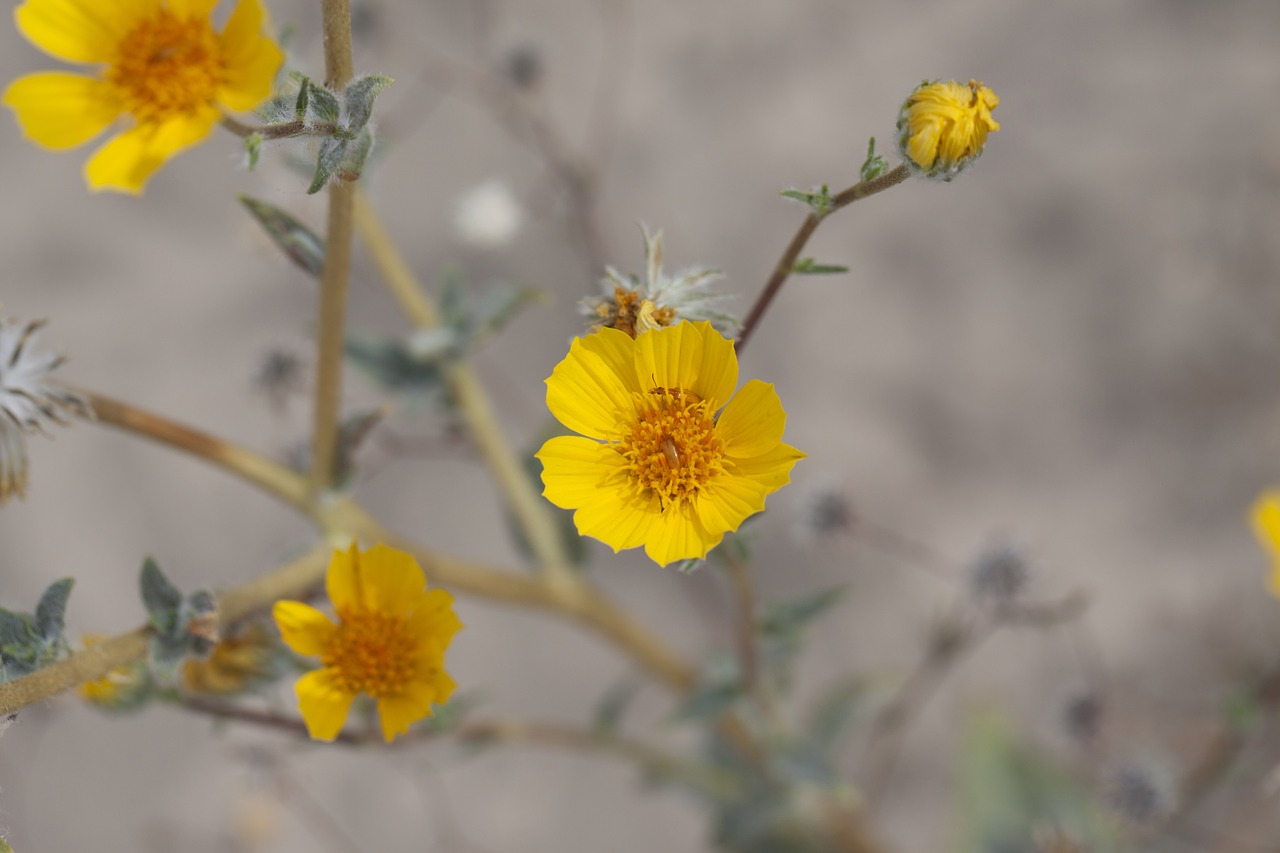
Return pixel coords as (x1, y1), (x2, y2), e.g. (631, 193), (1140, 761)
(660, 436), (681, 469)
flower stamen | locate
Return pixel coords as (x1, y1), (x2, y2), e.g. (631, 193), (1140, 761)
(321, 609), (417, 700)
(620, 388), (724, 509)
(106, 11), (223, 124)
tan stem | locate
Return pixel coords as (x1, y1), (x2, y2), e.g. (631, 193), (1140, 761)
(310, 0), (357, 490)
(320, 0), (354, 89)
(0, 389), (694, 712)
(82, 390), (310, 512)
(352, 189), (577, 592)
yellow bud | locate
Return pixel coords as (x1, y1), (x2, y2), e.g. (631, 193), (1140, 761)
(896, 79), (1000, 181)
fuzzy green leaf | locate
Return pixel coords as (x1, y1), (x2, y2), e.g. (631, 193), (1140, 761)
(344, 336), (449, 397)
(336, 127), (374, 181)
(0, 609), (32, 653)
(759, 586), (846, 637)
(244, 132), (263, 171)
(293, 75), (310, 121)
(239, 195), (325, 277)
(669, 678), (744, 723)
(139, 558), (182, 636)
(958, 712), (1121, 853)
(593, 676), (642, 733)
(307, 137), (344, 194)
(342, 74), (394, 133)
(860, 136), (889, 182)
(307, 83), (341, 125)
(34, 578), (73, 645)
(779, 184), (833, 216)
(791, 258), (848, 276)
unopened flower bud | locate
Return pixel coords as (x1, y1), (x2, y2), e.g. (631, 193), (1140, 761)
(896, 79), (1000, 181)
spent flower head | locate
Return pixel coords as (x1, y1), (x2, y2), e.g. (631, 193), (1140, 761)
(896, 79), (1000, 181)
(180, 622), (277, 695)
(3, 0), (284, 193)
(274, 544), (462, 742)
(583, 226), (735, 337)
(0, 315), (91, 504)
(536, 320), (804, 567)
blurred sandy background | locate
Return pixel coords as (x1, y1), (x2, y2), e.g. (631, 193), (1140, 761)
(4, 0), (1280, 850)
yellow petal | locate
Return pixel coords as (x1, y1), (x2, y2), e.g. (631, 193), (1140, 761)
(325, 544), (362, 612)
(166, 0), (218, 17)
(1250, 492), (1280, 554)
(3, 72), (119, 149)
(688, 321), (738, 407)
(545, 333), (637, 440)
(273, 600), (335, 656)
(407, 589), (462, 652)
(83, 106), (218, 193)
(695, 475), (770, 536)
(14, 0), (147, 64)
(216, 0), (284, 111)
(295, 669), (354, 741)
(537, 435), (628, 508)
(1250, 492), (1280, 598)
(634, 320), (700, 393)
(573, 486), (663, 553)
(908, 120), (942, 169)
(376, 680), (439, 742)
(355, 544), (427, 615)
(577, 325), (643, 391)
(717, 379), (786, 458)
(644, 500), (721, 567)
(725, 441), (805, 491)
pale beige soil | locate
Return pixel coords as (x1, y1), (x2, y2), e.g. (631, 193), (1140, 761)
(3, 0), (1280, 850)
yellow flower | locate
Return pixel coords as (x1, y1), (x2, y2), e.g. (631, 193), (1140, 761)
(273, 545), (461, 743)
(1251, 491), (1280, 596)
(180, 622), (276, 695)
(3, 0), (284, 194)
(896, 79), (1000, 181)
(536, 320), (805, 567)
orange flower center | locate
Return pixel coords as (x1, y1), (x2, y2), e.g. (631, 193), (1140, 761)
(321, 609), (417, 699)
(106, 10), (223, 125)
(619, 387), (724, 509)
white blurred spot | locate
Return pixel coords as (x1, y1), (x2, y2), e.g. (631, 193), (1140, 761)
(454, 179), (523, 249)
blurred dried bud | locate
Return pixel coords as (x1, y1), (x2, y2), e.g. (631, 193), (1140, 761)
(1102, 762), (1171, 827)
(502, 43), (543, 90)
(181, 623), (277, 696)
(970, 541), (1030, 606)
(1062, 692), (1104, 744)
(254, 349), (306, 410)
